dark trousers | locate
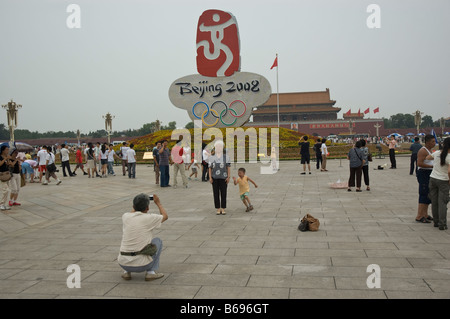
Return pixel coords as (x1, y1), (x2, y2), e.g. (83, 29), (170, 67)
(159, 165), (170, 187)
(348, 166), (362, 188)
(62, 161), (73, 176)
(410, 153), (418, 175)
(212, 178), (227, 209)
(127, 162), (136, 178)
(362, 165), (369, 186)
(389, 149), (396, 168)
(315, 153), (322, 169)
(202, 162), (209, 181)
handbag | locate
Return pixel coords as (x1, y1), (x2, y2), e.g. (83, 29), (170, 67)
(46, 163), (57, 173)
(354, 148), (365, 167)
(368, 153), (373, 162)
(0, 171), (12, 182)
(298, 214), (320, 232)
(298, 216), (309, 232)
(20, 173), (26, 187)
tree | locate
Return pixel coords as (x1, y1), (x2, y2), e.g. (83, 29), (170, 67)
(421, 115), (434, 128)
(161, 121), (176, 130)
(185, 121), (194, 129)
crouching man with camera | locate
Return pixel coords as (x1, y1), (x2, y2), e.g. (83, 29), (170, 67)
(118, 193), (168, 281)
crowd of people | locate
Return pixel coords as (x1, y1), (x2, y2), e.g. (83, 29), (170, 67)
(298, 134), (449, 230)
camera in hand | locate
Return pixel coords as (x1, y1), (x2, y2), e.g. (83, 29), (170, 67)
(149, 195), (154, 201)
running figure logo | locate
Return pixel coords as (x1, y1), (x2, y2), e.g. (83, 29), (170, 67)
(196, 10), (240, 77)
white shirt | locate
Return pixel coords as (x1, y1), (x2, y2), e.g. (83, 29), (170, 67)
(321, 143), (328, 155)
(37, 149), (48, 165)
(202, 149), (209, 161)
(121, 146), (130, 160)
(108, 149), (115, 162)
(100, 150), (108, 160)
(430, 151), (450, 181)
(45, 152), (55, 165)
(117, 212), (163, 267)
(60, 148), (70, 162)
(126, 148), (136, 163)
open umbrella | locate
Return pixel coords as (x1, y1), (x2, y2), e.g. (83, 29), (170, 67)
(388, 133), (402, 137)
(406, 133), (415, 136)
(12, 142), (34, 152)
(418, 133), (425, 136)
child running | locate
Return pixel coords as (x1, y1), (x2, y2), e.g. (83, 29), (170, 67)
(232, 168), (258, 212)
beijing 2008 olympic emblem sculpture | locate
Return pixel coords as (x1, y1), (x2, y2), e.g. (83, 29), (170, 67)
(169, 9), (272, 128)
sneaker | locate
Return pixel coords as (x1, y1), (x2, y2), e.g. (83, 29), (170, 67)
(245, 207), (249, 212)
(56, 180), (62, 185)
(13, 202), (21, 206)
(221, 210), (226, 215)
(188, 177), (192, 180)
(42, 181), (48, 185)
(8, 201), (14, 207)
(301, 172), (306, 175)
(0, 205), (11, 211)
(249, 205), (254, 211)
(145, 272), (164, 281)
(121, 272), (132, 280)
(83, 172), (88, 175)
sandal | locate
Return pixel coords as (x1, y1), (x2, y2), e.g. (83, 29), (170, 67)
(415, 217), (431, 223)
(348, 188), (352, 192)
(356, 189), (362, 192)
(366, 187), (370, 191)
(426, 215), (433, 221)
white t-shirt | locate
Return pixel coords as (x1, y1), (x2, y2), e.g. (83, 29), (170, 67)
(127, 148), (136, 163)
(202, 149), (209, 161)
(45, 152), (55, 165)
(108, 149), (115, 162)
(117, 212), (163, 267)
(121, 146), (130, 160)
(60, 148), (70, 162)
(430, 151), (450, 181)
(100, 150), (108, 160)
(37, 149), (48, 165)
(321, 143), (328, 156)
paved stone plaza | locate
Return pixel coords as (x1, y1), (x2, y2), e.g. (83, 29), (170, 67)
(0, 156), (449, 299)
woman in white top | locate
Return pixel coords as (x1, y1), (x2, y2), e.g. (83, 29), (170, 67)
(43, 146), (61, 185)
(426, 137), (450, 230)
(320, 138), (328, 171)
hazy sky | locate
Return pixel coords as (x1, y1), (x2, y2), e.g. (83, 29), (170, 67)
(1, 0), (449, 133)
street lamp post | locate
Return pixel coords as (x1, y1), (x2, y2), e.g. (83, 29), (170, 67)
(77, 129), (81, 146)
(440, 117), (445, 135)
(413, 110), (423, 136)
(1, 99), (22, 142)
(103, 113), (115, 144)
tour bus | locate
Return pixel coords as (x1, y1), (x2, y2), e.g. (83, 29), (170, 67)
(112, 140), (125, 146)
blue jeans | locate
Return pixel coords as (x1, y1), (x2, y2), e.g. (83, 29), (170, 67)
(107, 161), (115, 175)
(119, 237), (162, 273)
(160, 165), (170, 186)
(128, 162), (136, 178)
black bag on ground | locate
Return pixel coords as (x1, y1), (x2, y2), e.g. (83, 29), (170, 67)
(298, 216), (309, 232)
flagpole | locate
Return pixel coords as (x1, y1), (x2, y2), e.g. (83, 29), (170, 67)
(276, 53), (279, 128)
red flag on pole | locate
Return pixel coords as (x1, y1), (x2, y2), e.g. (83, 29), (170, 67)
(345, 109), (351, 116)
(357, 109), (361, 116)
(373, 107), (379, 114)
(270, 56), (278, 69)
(364, 108), (370, 114)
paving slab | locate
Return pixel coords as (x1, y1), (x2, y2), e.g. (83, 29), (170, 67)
(0, 157), (449, 299)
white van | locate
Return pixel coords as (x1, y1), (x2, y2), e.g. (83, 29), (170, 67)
(112, 140), (126, 146)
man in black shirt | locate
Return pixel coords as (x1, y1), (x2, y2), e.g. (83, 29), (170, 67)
(298, 136), (311, 174)
(313, 138), (322, 170)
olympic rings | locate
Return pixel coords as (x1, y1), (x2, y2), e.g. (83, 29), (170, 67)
(229, 100), (246, 118)
(210, 101), (228, 119)
(192, 100), (247, 127)
(220, 108), (237, 126)
(192, 101), (209, 119)
(202, 109), (219, 127)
